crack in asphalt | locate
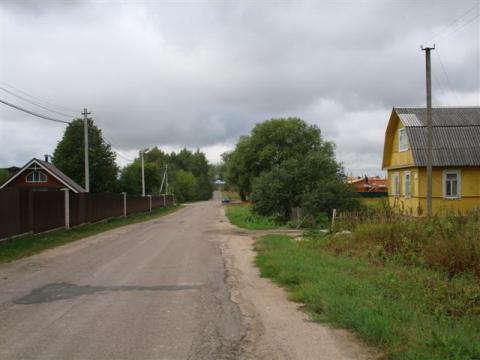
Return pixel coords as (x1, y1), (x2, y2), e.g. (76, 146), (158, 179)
(14, 282), (203, 304)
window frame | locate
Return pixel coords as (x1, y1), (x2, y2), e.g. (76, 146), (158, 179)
(392, 172), (400, 197)
(26, 171), (48, 183)
(442, 170), (461, 199)
(404, 171), (411, 199)
(398, 128), (409, 152)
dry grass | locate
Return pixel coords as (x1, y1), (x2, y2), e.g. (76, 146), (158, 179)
(334, 207), (480, 278)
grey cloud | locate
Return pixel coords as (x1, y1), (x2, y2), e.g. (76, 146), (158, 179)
(0, 0), (479, 173)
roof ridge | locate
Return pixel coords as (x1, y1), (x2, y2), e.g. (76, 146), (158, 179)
(394, 106), (480, 110)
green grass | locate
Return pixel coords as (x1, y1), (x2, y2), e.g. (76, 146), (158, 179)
(221, 190), (241, 201)
(225, 203), (282, 230)
(0, 205), (183, 263)
(255, 234), (480, 360)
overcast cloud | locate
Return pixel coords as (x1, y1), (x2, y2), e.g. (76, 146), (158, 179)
(1, 0), (479, 175)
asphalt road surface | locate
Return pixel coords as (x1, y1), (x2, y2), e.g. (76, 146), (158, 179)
(0, 196), (246, 360)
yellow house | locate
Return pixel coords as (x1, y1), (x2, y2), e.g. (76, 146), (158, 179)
(382, 107), (480, 215)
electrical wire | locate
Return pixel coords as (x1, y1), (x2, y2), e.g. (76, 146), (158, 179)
(0, 86), (76, 118)
(435, 50), (462, 105)
(100, 133), (135, 162)
(0, 98), (70, 124)
(424, 2), (479, 44)
(0, 81), (78, 114)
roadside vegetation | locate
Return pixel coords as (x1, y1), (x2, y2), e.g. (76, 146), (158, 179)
(225, 203), (282, 230)
(0, 205), (182, 263)
(255, 208), (480, 359)
(53, 119), (214, 201)
(335, 205), (480, 277)
(222, 118), (359, 221)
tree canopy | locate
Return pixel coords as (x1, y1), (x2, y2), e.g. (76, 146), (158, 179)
(53, 119), (118, 193)
(225, 117), (358, 219)
(0, 169), (10, 186)
(119, 147), (213, 202)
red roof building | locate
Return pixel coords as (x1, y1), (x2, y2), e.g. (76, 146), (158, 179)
(0, 157), (85, 193)
(348, 176), (387, 194)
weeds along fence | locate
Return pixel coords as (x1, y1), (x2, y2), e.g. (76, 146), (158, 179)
(0, 188), (175, 239)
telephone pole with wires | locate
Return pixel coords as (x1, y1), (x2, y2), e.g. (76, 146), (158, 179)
(159, 165), (168, 194)
(421, 45), (435, 217)
(82, 108), (91, 192)
(141, 150), (146, 197)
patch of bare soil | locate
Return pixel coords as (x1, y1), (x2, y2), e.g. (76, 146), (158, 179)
(214, 207), (377, 360)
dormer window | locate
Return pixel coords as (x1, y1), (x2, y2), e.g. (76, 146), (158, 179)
(26, 171), (48, 183)
(398, 128), (408, 152)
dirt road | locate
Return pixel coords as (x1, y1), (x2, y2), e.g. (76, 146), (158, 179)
(0, 195), (372, 359)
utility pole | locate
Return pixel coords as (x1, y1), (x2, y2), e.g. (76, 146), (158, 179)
(141, 150), (145, 197)
(421, 45), (435, 217)
(165, 164), (168, 195)
(159, 165), (167, 194)
(82, 108), (91, 192)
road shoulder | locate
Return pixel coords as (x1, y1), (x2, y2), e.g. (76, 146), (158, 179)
(215, 206), (375, 360)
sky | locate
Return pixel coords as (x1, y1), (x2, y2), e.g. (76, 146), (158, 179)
(0, 0), (479, 176)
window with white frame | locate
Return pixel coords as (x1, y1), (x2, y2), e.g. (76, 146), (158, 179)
(398, 128), (408, 152)
(26, 171), (48, 183)
(404, 172), (411, 198)
(443, 170), (461, 199)
(392, 172), (400, 196)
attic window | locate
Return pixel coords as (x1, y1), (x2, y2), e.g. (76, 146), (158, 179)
(399, 128), (408, 152)
(26, 171), (48, 183)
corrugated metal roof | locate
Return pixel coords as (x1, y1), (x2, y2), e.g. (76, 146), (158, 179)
(396, 107), (480, 127)
(394, 107), (480, 167)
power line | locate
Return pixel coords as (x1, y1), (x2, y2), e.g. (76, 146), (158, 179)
(425, 2), (479, 44)
(435, 50), (462, 105)
(0, 86), (76, 118)
(0, 81), (78, 114)
(0, 98), (70, 124)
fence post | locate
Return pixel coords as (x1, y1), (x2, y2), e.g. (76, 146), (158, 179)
(122, 192), (127, 217)
(62, 188), (70, 229)
(331, 208), (337, 232)
(163, 194), (166, 207)
(148, 195), (152, 212)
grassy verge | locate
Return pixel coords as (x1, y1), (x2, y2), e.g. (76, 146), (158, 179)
(225, 203), (283, 230)
(221, 190), (241, 201)
(255, 234), (480, 360)
(0, 205), (183, 263)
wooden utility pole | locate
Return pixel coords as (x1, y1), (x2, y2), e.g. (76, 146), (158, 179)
(82, 108), (91, 192)
(421, 45), (435, 217)
(159, 165), (168, 194)
(141, 150), (145, 197)
(165, 164), (168, 195)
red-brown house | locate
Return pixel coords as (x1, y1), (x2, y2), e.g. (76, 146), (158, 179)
(0, 157), (85, 193)
(348, 176), (387, 195)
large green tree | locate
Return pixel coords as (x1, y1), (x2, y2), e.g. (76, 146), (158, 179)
(226, 117), (358, 219)
(0, 169), (10, 185)
(53, 119), (118, 193)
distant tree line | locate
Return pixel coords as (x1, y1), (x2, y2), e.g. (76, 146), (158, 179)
(119, 147), (213, 202)
(223, 118), (359, 221)
(51, 119), (213, 202)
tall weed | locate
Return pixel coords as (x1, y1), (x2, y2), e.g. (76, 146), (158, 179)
(334, 208), (480, 277)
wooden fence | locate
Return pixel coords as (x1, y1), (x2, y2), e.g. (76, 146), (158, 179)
(0, 188), (175, 239)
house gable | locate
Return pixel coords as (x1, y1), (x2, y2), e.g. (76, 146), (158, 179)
(382, 110), (414, 169)
(0, 159), (85, 193)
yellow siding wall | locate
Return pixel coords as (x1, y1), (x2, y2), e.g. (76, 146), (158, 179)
(388, 167), (480, 215)
(389, 119), (414, 168)
(388, 168), (421, 215)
